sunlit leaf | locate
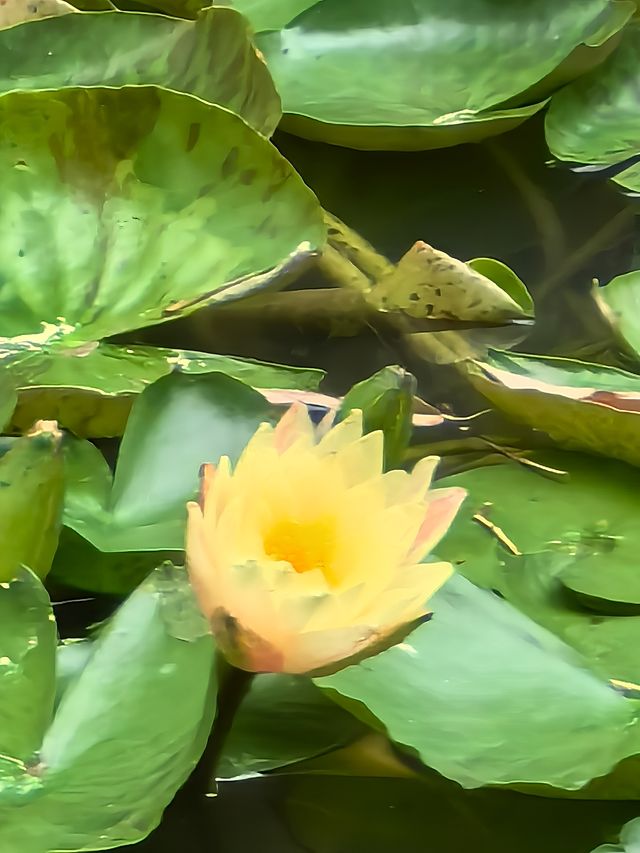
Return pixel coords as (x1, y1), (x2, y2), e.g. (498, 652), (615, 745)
(366, 242), (533, 323)
(0, 564), (217, 851)
(257, 0), (631, 150)
(0, 7), (280, 137)
(0, 86), (324, 344)
(3, 341), (323, 437)
(546, 22), (640, 193)
(0, 421), (64, 582)
(466, 350), (640, 466)
(317, 573), (640, 790)
(63, 371), (272, 552)
(0, 569), (56, 763)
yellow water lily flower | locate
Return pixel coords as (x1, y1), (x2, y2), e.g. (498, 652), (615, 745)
(186, 404), (465, 675)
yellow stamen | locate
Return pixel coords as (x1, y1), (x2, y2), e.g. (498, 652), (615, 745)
(264, 517), (337, 580)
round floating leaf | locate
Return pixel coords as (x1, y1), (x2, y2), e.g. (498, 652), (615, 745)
(466, 349), (640, 467)
(317, 573), (640, 791)
(0, 8), (280, 137)
(0, 86), (324, 344)
(0, 569), (56, 763)
(219, 675), (367, 779)
(63, 371), (273, 552)
(437, 450), (640, 684)
(11, 565), (217, 851)
(546, 22), (640, 193)
(257, 0), (632, 150)
(3, 341), (323, 437)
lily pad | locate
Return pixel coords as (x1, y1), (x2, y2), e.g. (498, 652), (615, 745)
(0, 569), (56, 763)
(546, 22), (640, 193)
(317, 573), (640, 790)
(49, 527), (177, 594)
(0, 421), (64, 583)
(3, 341), (323, 437)
(219, 675), (367, 779)
(63, 371), (273, 552)
(337, 366), (416, 469)
(0, 86), (324, 344)
(366, 242), (533, 323)
(593, 272), (640, 360)
(256, 0), (632, 150)
(466, 349), (640, 467)
(0, 7), (280, 138)
(0, 564), (217, 852)
(436, 450), (640, 685)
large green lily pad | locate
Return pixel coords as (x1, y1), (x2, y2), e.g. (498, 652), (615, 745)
(3, 341), (323, 437)
(437, 450), (640, 686)
(466, 349), (640, 467)
(317, 573), (640, 791)
(0, 421), (64, 583)
(0, 86), (324, 345)
(0, 7), (280, 138)
(0, 569), (56, 764)
(0, 564), (217, 851)
(63, 371), (272, 553)
(257, 0), (632, 150)
(546, 22), (640, 193)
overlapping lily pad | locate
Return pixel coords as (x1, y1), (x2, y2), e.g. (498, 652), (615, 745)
(3, 341), (323, 437)
(546, 21), (640, 193)
(256, 0), (632, 150)
(63, 371), (273, 552)
(0, 564), (217, 851)
(317, 573), (640, 791)
(436, 450), (640, 684)
(0, 85), (324, 345)
(465, 349), (640, 466)
(0, 569), (56, 764)
(593, 272), (640, 360)
(0, 7), (281, 137)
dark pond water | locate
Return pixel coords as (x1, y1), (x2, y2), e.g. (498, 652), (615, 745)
(72, 114), (640, 852)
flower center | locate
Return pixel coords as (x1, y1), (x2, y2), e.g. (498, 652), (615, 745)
(264, 517), (336, 578)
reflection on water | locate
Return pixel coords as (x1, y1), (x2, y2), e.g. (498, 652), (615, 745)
(124, 773), (638, 853)
(104, 116), (640, 851)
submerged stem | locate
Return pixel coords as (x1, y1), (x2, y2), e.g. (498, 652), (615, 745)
(184, 653), (255, 798)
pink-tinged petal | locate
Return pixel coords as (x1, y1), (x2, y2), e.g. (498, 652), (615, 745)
(408, 487), (466, 562)
(273, 402), (315, 453)
(210, 608), (285, 673)
(185, 500), (220, 623)
(198, 462), (217, 509)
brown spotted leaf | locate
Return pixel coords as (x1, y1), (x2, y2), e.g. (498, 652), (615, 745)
(366, 241), (532, 324)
